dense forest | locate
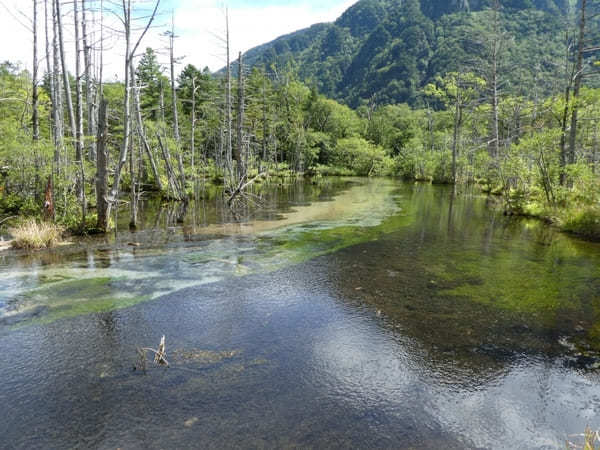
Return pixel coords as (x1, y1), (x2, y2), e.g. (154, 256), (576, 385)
(241, 0), (577, 106)
(0, 0), (600, 245)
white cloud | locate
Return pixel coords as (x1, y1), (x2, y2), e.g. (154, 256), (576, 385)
(0, 0), (357, 79)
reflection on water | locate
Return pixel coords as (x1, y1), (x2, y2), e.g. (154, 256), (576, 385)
(1, 178), (600, 449)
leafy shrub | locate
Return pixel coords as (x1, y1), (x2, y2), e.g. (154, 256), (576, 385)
(333, 137), (392, 176)
(560, 206), (600, 241)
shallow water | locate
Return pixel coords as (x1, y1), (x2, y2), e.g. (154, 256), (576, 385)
(1, 178), (599, 449)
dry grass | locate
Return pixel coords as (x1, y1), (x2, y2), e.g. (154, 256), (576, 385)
(567, 427), (600, 449)
(9, 219), (64, 250)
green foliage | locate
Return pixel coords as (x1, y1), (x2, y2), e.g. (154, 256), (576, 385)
(333, 137), (392, 176)
(560, 206), (600, 241)
(241, 0), (573, 107)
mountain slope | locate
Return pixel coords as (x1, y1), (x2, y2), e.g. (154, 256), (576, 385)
(239, 0), (572, 107)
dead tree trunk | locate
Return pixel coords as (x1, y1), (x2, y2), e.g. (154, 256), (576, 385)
(167, 19), (185, 193)
(559, 30), (575, 186)
(157, 132), (184, 199)
(74, 0), (87, 225)
(488, 0), (500, 160)
(225, 8), (233, 175)
(235, 52), (245, 180)
(55, 0), (76, 148)
(132, 69), (163, 191)
(32, 0), (40, 143)
(44, 0), (56, 148)
(568, 0), (587, 167)
(451, 77), (462, 186)
(51, 0), (63, 169)
(96, 98), (109, 231)
(129, 124), (137, 229)
(82, 0), (96, 161)
(191, 76), (196, 178)
(106, 0), (160, 220)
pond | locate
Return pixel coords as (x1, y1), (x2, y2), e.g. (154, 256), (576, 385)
(1, 178), (599, 449)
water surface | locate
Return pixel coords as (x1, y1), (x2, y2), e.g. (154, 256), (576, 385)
(1, 178), (599, 449)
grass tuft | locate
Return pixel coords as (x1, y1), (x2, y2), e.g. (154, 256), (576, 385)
(9, 219), (64, 250)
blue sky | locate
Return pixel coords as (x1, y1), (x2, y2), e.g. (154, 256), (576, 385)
(0, 0), (357, 76)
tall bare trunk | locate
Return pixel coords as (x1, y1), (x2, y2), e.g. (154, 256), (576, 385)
(106, 0), (160, 219)
(96, 98), (109, 231)
(235, 51), (245, 179)
(44, 0), (55, 145)
(168, 18), (185, 191)
(225, 8), (232, 174)
(488, 0), (500, 160)
(132, 67), (163, 191)
(82, 0), (96, 161)
(261, 77), (267, 172)
(452, 80), (462, 185)
(191, 76), (196, 177)
(559, 30), (574, 186)
(106, 0), (132, 220)
(32, 0), (40, 142)
(74, 0), (87, 224)
(568, 0), (586, 167)
(55, 0), (76, 145)
(51, 0), (63, 172)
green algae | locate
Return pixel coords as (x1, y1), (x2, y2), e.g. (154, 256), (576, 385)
(4, 276), (154, 328)
(2, 179), (410, 328)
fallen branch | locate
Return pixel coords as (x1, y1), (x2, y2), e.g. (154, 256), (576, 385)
(227, 172), (266, 207)
(0, 216), (16, 226)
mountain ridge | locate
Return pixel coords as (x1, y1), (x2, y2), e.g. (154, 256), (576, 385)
(235, 0), (572, 107)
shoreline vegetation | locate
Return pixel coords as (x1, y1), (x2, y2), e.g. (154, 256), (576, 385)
(1, 0), (599, 248)
(1, 173), (598, 255)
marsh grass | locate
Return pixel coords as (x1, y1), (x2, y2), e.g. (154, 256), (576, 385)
(9, 219), (64, 250)
(567, 427), (600, 449)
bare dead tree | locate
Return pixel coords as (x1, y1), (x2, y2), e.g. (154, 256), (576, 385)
(32, 0), (39, 143)
(488, 0), (501, 160)
(81, 0), (96, 162)
(51, 0), (64, 171)
(559, 29), (575, 185)
(568, 0), (588, 168)
(191, 75), (197, 177)
(132, 72), (163, 191)
(55, 0), (76, 149)
(96, 97), (109, 231)
(165, 16), (185, 193)
(105, 0), (161, 222)
(234, 51), (245, 179)
(74, 0), (87, 225)
(225, 7), (232, 175)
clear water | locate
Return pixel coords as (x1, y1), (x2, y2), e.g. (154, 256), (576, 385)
(0, 178), (599, 449)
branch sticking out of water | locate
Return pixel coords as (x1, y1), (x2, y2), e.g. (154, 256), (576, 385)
(136, 335), (169, 373)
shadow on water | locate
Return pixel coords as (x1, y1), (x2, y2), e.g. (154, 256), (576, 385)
(1, 178), (600, 449)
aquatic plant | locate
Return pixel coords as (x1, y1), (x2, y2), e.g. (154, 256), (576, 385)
(567, 427), (600, 449)
(9, 219), (64, 250)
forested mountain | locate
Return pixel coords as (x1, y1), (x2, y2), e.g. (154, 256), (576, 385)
(241, 0), (574, 107)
